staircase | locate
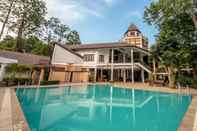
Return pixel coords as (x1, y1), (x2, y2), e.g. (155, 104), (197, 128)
(135, 62), (152, 73)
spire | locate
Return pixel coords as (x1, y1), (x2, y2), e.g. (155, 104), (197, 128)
(127, 23), (141, 32)
(124, 23), (141, 35)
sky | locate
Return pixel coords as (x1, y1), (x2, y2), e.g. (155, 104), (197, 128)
(1, 0), (158, 45)
(45, 0), (158, 45)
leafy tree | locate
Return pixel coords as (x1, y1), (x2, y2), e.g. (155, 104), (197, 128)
(39, 17), (81, 44)
(39, 17), (60, 43)
(10, 0), (47, 52)
(67, 30), (81, 45)
(144, 0), (197, 87)
(24, 36), (44, 53)
(0, 35), (16, 50)
(54, 24), (70, 43)
(0, 0), (16, 39)
(0, 35), (51, 56)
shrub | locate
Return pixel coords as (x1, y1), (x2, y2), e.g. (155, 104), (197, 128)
(192, 77), (197, 89)
(3, 77), (32, 86)
(40, 80), (59, 85)
(176, 75), (193, 87)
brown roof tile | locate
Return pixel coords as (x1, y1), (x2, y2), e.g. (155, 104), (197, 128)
(63, 42), (149, 52)
(0, 50), (49, 65)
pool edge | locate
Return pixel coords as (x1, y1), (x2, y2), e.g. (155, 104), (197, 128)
(12, 83), (197, 131)
(11, 88), (30, 131)
(178, 96), (197, 131)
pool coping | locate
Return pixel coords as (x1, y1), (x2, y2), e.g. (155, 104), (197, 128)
(178, 96), (197, 131)
(0, 88), (30, 131)
(2, 82), (197, 131)
(10, 88), (30, 131)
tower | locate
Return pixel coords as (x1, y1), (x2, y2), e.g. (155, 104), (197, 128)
(121, 24), (148, 49)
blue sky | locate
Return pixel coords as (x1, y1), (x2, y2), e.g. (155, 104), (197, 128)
(45, 0), (158, 45)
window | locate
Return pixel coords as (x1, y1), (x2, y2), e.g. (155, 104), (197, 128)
(99, 55), (104, 63)
(84, 54), (94, 62)
(130, 31), (135, 36)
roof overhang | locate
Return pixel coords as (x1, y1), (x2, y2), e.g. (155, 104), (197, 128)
(63, 42), (150, 55)
(0, 56), (18, 64)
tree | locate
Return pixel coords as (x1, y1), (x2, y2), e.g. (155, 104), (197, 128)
(67, 30), (81, 45)
(39, 17), (81, 45)
(0, 0), (16, 39)
(0, 35), (16, 50)
(39, 17), (60, 44)
(144, 0), (197, 87)
(0, 35), (51, 56)
(192, 0), (197, 28)
(54, 24), (70, 43)
(10, 0), (47, 52)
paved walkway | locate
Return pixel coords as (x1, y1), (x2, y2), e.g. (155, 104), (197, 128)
(0, 88), (29, 131)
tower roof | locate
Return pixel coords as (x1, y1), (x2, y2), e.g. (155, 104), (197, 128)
(124, 24), (141, 35)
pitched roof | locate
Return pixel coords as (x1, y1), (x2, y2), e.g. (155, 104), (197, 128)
(55, 43), (83, 58)
(0, 50), (49, 65)
(63, 42), (149, 52)
(124, 24), (141, 35)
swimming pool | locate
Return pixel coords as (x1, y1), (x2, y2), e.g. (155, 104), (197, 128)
(16, 84), (191, 131)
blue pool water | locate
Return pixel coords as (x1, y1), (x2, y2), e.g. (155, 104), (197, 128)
(16, 84), (191, 131)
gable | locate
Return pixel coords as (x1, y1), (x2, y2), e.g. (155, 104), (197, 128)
(51, 44), (83, 65)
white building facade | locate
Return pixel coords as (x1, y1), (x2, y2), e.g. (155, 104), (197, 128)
(50, 24), (152, 83)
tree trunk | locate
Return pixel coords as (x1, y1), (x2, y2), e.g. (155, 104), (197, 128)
(153, 58), (156, 80)
(192, 65), (197, 88)
(191, 13), (197, 29)
(167, 66), (175, 88)
(0, 0), (15, 39)
(16, 16), (25, 52)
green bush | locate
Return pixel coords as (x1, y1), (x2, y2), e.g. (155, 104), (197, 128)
(40, 80), (59, 85)
(176, 75), (193, 87)
(192, 77), (197, 89)
(3, 77), (32, 86)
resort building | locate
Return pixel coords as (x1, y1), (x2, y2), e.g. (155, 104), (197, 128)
(49, 24), (152, 83)
(0, 50), (49, 85)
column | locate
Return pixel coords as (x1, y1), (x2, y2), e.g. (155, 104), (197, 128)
(131, 48), (134, 83)
(123, 53), (126, 63)
(31, 69), (36, 84)
(141, 69), (145, 83)
(0, 64), (7, 82)
(38, 67), (45, 85)
(111, 49), (114, 81)
(140, 53), (143, 63)
(94, 68), (97, 82)
(101, 69), (103, 81)
(123, 69), (126, 83)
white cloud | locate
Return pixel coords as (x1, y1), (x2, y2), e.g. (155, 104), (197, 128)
(104, 0), (113, 7)
(45, 0), (104, 25)
(126, 11), (142, 19)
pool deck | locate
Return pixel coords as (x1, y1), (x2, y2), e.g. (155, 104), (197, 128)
(0, 82), (197, 131)
(0, 88), (29, 131)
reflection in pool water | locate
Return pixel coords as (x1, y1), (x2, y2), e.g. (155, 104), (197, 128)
(16, 84), (191, 131)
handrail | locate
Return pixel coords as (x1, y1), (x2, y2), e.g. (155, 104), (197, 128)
(135, 62), (152, 73)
